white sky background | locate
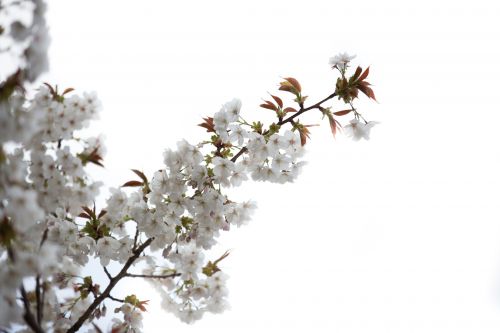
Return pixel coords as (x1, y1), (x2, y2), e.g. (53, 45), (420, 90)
(41, 0), (500, 332)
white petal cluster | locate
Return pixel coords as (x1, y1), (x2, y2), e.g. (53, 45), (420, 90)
(329, 52), (356, 71)
(0, 0), (50, 81)
(214, 98), (242, 143)
(0, 44), (374, 331)
(130, 99), (310, 324)
(343, 119), (378, 141)
(0, 85), (104, 330)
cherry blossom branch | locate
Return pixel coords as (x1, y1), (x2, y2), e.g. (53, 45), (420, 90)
(67, 238), (154, 333)
(230, 91), (337, 163)
(277, 92), (337, 126)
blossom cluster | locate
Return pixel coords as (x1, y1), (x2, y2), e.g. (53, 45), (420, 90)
(0, 84), (104, 330)
(0, 0), (50, 82)
(0, 4), (378, 329)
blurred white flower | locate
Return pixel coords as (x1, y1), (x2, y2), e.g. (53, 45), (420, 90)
(343, 119), (378, 141)
(329, 52), (356, 70)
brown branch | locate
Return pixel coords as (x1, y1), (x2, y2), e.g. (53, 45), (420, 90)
(125, 272), (180, 279)
(91, 322), (104, 333)
(35, 275), (42, 325)
(66, 238), (154, 333)
(107, 295), (125, 303)
(20, 285), (45, 333)
(103, 266), (112, 281)
(132, 225), (139, 251)
(277, 92), (337, 126)
(230, 147), (247, 163)
(9, 247), (44, 332)
(40, 286), (46, 326)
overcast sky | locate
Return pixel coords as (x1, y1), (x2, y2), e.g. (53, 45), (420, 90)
(43, 0), (500, 332)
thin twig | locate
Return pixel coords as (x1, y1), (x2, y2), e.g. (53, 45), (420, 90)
(132, 225), (139, 251)
(230, 147), (247, 163)
(91, 322), (104, 333)
(20, 285), (45, 333)
(277, 92), (337, 126)
(35, 275), (42, 325)
(107, 295), (125, 303)
(124, 272), (180, 279)
(40, 285), (46, 325)
(103, 266), (112, 280)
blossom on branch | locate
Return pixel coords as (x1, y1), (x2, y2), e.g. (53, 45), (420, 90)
(0, 4), (379, 329)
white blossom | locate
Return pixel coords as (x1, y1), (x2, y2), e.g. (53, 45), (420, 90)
(228, 124), (247, 145)
(329, 52), (356, 70)
(213, 109), (231, 142)
(212, 156), (235, 184)
(5, 186), (44, 232)
(343, 119), (378, 141)
(96, 236), (120, 266)
(0, 16), (375, 329)
(223, 98), (242, 122)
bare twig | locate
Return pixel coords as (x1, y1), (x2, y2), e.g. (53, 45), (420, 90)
(103, 266), (112, 280)
(91, 322), (103, 333)
(20, 285), (45, 333)
(277, 92), (337, 126)
(107, 295), (125, 303)
(124, 272), (180, 279)
(35, 275), (42, 325)
(132, 225), (139, 251)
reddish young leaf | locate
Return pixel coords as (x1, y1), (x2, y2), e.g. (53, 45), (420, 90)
(88, 156), (104, 167)
(359, 66), (370, 81)
(327, 113), (337, 139)
(333, 109), (353, 116)
(78, 213), (91, 219)
(43, 82), (56, 96)
(283, 107), (297, 114)
(122, 180), (143, 187)
(81, 206), (95, 219)
(136, 300), (149, 312)
(352, 66), (363, 81)
(198, 117), (215, 133)
(213, 250), (231, 265)
(270, 94), (283, 108)
(278, 81), (296, 94)
(131, 169), (148, 183)
(98, 210), (107, 219)
(298, 127), (310, 146)
(62, 87), (75, 95)
(111, 326), (124, 333)
(87, 147), (104, 167)
(358, 82), (377, 101)
(260, 101), (278, 111)
(284, 77), (301, 93)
